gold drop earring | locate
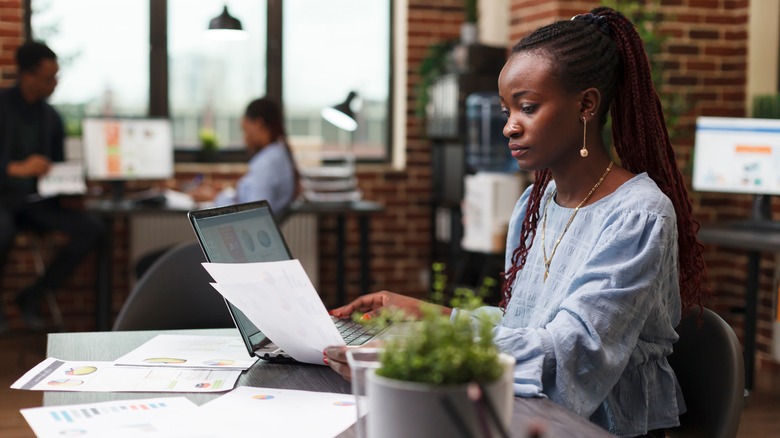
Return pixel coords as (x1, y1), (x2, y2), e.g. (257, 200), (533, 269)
(580, 112), (594, 158)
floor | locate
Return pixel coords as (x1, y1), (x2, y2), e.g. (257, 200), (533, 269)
(1, 332), (779, 437)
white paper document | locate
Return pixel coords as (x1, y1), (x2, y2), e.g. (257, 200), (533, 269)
(199, 386), (357, 437)
(37, 161), (87, 197)
(114, 335), (258, 370)
(202, 260), (345, 364)
(11, 357), (240, 393)
(20, 397), (215, 438)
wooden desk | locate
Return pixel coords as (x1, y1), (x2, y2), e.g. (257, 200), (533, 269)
(698, 224), (780, 390)
(44, 329), (614, 438)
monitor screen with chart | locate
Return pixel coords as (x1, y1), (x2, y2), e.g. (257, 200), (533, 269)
(692, 116), (780, 196)
(81, 118), (174, 182)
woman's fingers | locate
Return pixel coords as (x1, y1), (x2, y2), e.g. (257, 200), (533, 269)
(324, 346), (352, 381)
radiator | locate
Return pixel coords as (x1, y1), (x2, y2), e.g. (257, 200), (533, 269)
(130, 214), (319, 287)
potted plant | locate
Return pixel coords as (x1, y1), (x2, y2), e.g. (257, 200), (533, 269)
(364, 290), (515, 438)
(198, 127), (219, 162)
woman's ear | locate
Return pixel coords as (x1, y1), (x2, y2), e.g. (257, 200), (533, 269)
(579, 87), (602, 121)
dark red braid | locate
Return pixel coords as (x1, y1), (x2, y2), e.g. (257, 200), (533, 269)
(498, 7), (709, 311)
(499, 169), (551, 308)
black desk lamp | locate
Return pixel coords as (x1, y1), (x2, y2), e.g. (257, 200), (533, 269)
(321, 91), (358, 132)
(207, 5), (247, 41)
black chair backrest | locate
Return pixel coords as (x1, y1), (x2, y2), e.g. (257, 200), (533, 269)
(667, 307), (745, 438)
(112, 240), (234, 331)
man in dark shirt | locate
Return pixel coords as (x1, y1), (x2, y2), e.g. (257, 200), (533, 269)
(0, 42), (102, 332)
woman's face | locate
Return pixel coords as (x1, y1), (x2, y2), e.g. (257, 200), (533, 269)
(498, 52), (584, 172)
(241, 117), (271, 152)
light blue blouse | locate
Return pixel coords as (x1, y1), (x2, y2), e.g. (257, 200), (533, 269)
(483, 173), (683, 437)
(215, 141), (297, 213)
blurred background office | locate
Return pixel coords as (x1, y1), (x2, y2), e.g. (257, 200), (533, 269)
(0, 1), (780, 436)
(0, 2), (779, 429)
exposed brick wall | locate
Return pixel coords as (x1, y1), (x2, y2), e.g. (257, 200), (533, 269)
(0, 0), (23, 87)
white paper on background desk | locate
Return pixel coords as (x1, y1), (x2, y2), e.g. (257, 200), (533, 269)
(203, 260), (345, 364)
(113, 335), (258, 370)
(37, 161), (87, 197)
(11, 357), (240, 393)
(198, 386), (357, 437)
(20, 397), (216, 438)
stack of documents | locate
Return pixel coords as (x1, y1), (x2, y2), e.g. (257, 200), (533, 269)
(11, 335), (256, 393)
(20, 387), (358, 437)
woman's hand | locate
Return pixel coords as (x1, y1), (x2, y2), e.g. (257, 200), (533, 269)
(329, 291), (442, 321)
(324, 340), (385, 381)
(7, 154), (50, 177)
(189, 184), (219, 203)
(323, 345), (351, 380)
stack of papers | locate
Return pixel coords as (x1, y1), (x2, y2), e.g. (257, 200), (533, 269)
(203, 259), (346, 364)
(11, 335), (257, 393)
(20, 387), (358, 437)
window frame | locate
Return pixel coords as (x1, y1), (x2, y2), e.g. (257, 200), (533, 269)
(25, 0), (395, 164)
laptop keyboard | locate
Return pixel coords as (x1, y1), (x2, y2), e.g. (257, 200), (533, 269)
(333, 317), (380, 346)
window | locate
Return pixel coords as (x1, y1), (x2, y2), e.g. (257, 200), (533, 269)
(283, 0), (391, 160)
(168, 1), (267, 149)
(31, 0), (149, 135)
(29, 0), (392, 162)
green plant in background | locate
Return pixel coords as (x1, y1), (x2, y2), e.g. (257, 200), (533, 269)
(415, 40), (457, 118)
(430, 261), (448, 304)
(464, 0), (478, 23)
(372, 288), (502, 385)
(752, 94), (780, 119)
(199, 128), (219, 153)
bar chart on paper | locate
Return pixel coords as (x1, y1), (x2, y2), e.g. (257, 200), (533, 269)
(21, 397), (204, 437)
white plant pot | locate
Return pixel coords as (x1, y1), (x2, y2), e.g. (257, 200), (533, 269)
(366, 353), (515, 438)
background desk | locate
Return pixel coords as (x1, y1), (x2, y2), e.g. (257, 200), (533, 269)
(698, 224), (780, 390)
(85, 200), (190, 331)
(86, 199), (384, 330)
(44, 329), (614, 438)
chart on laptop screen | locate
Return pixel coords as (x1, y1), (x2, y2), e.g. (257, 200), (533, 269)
(196, 209), (289, 263)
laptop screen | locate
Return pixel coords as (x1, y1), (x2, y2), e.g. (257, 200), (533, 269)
(188, 201), (293, 353)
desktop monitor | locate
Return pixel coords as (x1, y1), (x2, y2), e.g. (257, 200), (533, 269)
(692, 116), (780, 226)
(81, 118), (175, 203)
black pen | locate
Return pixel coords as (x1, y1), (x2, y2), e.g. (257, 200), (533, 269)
(439, 394), (477, 438)
(469, 383), (510, 438)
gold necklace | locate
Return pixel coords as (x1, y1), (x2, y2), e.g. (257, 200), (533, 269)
(541, 161), (614, 282)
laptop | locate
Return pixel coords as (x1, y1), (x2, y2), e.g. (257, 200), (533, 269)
(188, 200), (383, 363)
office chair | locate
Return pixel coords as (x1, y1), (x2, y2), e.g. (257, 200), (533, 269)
(112, 240), (235, 331)
(667, 307), (745, 438)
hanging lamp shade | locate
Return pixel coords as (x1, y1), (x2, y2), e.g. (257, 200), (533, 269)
(321, 91), (358, 132)
(207, 5), (247, 41)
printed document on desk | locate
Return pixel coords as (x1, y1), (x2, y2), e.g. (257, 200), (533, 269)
(198, 386), (357, 437)
(37, 161), (87, 197)
(114, 335), (258, 370)
(20, 397), (213, 438)
(203, 259), (345, 364)
(11, 357), (240, 393)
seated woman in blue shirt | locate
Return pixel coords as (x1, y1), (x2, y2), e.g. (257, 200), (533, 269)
(191, 97), (299, 215)
(325, 7), (709, 438)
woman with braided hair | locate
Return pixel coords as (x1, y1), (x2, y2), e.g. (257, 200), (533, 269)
(325, 7), (708, 437)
